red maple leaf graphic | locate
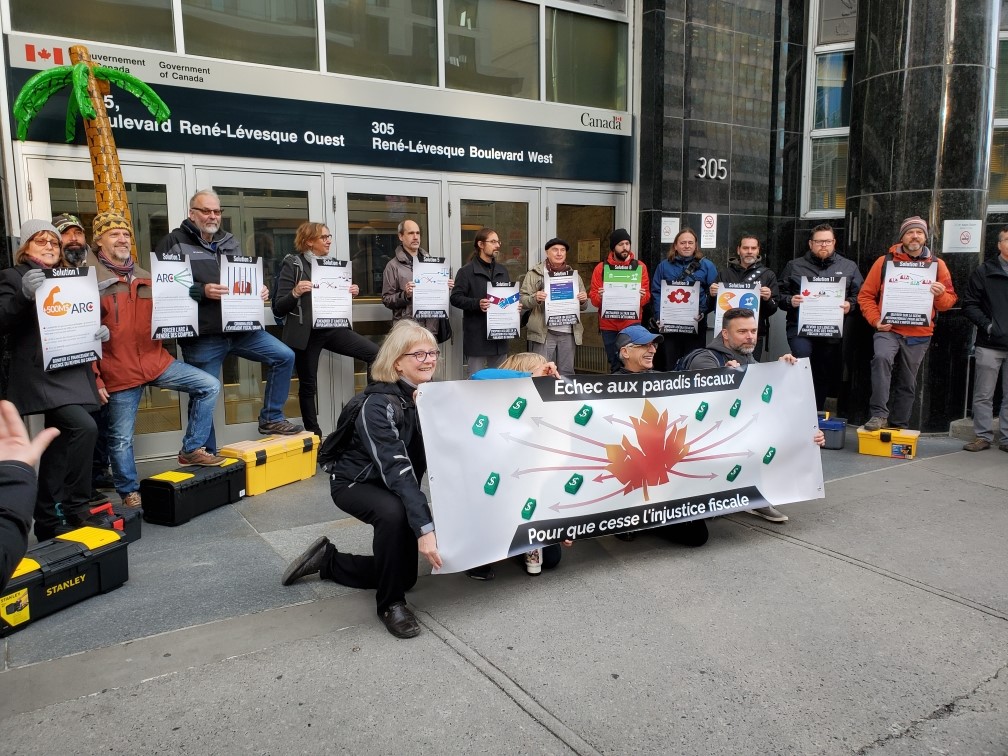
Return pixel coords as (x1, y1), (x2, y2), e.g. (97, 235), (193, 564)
(801, 289), (811, 297)
(667, 288), (691, 304)
(604, 400), (690, 501)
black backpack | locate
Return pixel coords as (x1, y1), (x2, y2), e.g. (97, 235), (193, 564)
(675, 347), (728, 371)
(317, 385), (406, 473)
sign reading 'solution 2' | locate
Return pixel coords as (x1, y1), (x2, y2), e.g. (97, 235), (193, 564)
(6, 39), (632, 183)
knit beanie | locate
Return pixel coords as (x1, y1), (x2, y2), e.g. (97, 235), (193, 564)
(19, 219), (60, 244)
(609, 228), (631, 251)
(899, 216), (928, 239)
(93, 210), (133, 240)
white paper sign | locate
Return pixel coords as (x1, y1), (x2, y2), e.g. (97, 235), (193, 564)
(544, 269), (580, 328)
(418, 361), (824, 574)
(712, 284), (760, 334)
(311, 257), (353, 328)
(941, 219), (982, 254)
(600, 265), (643, 320)
(660, 217), (681, 244)
(880, 260), (937, 327)
(700, 213), (718, 249)
(486, 281), (520, 340)
(36, 267), (101, 371)
(659, 280), (701, 334)
(220, 255), (265, 332)
(150, 251), (199, 339)
(796, 276), (846, 338)
(412, 258), (451, 319)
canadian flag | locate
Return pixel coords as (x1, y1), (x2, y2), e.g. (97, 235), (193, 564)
(25, 44), (64, 65)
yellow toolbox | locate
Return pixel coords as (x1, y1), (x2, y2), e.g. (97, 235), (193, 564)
(856, 427), (920, 459)
(219, 432), (319, 495)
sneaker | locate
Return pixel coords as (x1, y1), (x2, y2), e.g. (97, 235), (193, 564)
(999, 443), (1008, 453)
(178, 447), (227, 466)
(863, 416), (887, 432)
(465, 565), (495, 581)
(963, 437), (991, 452)
(749, 505), (788, 523)
(122, 491), (142, 509)
(258, 419), (304, 435)
(525, 548), (542, 575)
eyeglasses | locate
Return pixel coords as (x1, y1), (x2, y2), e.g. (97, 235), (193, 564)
(318, 234), (332, 241)
(191, 207), (223, 216)
(31, 237), (59, 248)
(403, 350), (440, 362)
(811, 239), (834, 246)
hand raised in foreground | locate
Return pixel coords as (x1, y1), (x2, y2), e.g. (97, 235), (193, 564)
(0, 399), (59, 468)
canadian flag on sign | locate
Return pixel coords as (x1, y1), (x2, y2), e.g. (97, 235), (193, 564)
(25, 44), (64, 65)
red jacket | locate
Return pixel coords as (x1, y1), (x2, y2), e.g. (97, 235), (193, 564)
(589, 251), (651, 333)
(857, 243), (956, 337)
(89, 252), (174, 394)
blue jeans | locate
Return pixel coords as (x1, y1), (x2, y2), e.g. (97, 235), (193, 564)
(107, 359), (221, 496)
(181, 331), (295, 452)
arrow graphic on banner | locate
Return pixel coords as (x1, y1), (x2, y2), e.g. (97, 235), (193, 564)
(512, 464), (609, 478)
(530, 417), (607, 447)
(499, 432), (609, 462)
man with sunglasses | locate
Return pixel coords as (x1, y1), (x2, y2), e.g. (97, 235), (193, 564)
(156, 189), (301, 450)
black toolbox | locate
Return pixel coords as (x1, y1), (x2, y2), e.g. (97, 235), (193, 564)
(139, 458), (246, 526)
(86, 500), (143, 543)
(1, 527), (129, 636)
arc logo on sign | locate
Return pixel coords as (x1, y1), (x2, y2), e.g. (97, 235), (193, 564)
(155, 268), (193, 288)
(42, 286), (93, 316)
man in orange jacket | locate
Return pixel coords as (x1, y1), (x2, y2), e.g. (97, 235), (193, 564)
(589, 229), (651, 373)
(857, 216), (957, 431)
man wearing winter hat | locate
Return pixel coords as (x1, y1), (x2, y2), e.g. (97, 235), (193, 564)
(857, 216), (957, 431)
(589, 228), (651, 372)
(52, 213), (90, 268)
(89, 210), (225, 510)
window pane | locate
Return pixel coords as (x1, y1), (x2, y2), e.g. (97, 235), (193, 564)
(324, 0), (437, 85)
(459, 198), (528, 282)
(818, 0), (857, 45)
(990, 129), (1008, 204)
(814, 52), (853, 129)
(445, 0), (538, 99)
(997, 40), (1008, 119)
(182, 0), (318, 70)
(546, 9), (627, 110)
(347, 193), (430, 300)
(10, 0), (175, 51)
(810, 137), (848, 211)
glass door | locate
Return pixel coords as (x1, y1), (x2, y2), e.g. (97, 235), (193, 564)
(24, 156), (188, 459)
(447, 183), (540, 373)
(194, 168), (326, 444)
(546, 189), (625, 374)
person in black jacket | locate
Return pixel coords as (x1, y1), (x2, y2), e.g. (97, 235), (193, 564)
(777, 224), (863, 410)
(281, 319), (442, 639)
(710, 233), (779, 360)
(961, 226), (1008, 452)
(450, 228), (518, 376)
(273, 221), (378, 437)
(1, 400), (60, 592)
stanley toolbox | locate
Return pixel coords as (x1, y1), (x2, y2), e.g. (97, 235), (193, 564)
(219, 432), (319, 496)
(857, 427), (921, 459)
(1, 527), (129, 636)
(140, 458), (246, 526)
(87, 499), (143, 543)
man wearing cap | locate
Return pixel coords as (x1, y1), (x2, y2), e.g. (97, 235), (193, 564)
(857, 216), (956, 432)
(589, 229), (651, 373)
(91, 211), (225, 510)
(520, 237), (588, 376)
(52, 212), (90, 268)
(155, 189), (301, 446)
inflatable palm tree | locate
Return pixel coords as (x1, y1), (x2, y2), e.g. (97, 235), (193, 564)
(13, 45), (170, 261)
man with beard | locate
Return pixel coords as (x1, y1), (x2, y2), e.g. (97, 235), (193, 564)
(589, 229), (651, 373)
(156, 189), (302, 449)
(91, 211), (225, 509)
(857, 216), (956, 432)
(53, 213), (90, 268)
(710, 233), (779, 360)
(381, 219), (453, 345)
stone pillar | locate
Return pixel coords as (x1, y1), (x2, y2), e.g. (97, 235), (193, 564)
(844, 1), (999, 432)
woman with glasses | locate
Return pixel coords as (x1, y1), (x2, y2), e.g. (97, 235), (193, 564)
(272, 222), (379, 437)
(650, 227), (717, 370)
(282, 319), (442, 639)
(0, 220), (105, 540)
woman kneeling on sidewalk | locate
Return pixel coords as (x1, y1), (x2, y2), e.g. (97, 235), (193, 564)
(281, 320), (442, 639)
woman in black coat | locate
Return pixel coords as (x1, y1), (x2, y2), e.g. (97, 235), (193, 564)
(272, 222), (378, 437)
(0, 220), (103, 540)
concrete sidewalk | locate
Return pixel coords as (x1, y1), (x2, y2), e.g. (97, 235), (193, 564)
(1, 430), (1005, 754)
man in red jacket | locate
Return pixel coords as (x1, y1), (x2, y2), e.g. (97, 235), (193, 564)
(90, 211), (225, 510)
(589, 229), (651, 373)
(857, 216), (957, 431)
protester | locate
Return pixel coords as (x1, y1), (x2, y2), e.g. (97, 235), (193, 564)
(281, 320), (441, 639)
(960, 225), (1008, 452)
(650, 227), (717, 370)
(0, 400), (60, 591)
(519, 238), (588, 376)
(273, 221), (378, 437)
(857, 216), (956, 431)
(710, 233), (779, 360)
(381, 219), (453, 344)
(590, 229), (651, 372)
(0, 220), (105, 540)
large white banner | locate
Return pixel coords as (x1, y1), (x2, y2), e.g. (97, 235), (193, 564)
(419, 361), (824, 573)
(35, 267), (101, 371)
(150, 251), (198, 339)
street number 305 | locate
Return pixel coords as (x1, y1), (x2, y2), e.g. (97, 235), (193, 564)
(696, 157), (728, 180)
